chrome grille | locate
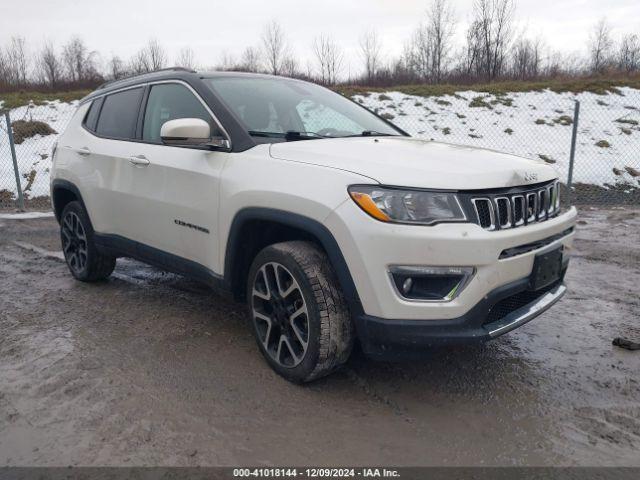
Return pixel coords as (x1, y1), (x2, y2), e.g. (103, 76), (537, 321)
(470, 181), (561, 231)
(526, 193), (537, 222)
(495, 197), (511, 228)
(471, 198), (495, 230)
(513, 195), (525, 226)
(537, 189), (547, 220)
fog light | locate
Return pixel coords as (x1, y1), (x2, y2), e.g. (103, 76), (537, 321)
(402, 277), (414, 295)
(389, 266), (475, 302)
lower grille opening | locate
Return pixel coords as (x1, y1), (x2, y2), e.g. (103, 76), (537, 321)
(484, 281), (561, 326)
(499, 227), (574, 259)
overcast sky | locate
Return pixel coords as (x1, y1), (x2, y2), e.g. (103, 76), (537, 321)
(1, 0), (638, 74)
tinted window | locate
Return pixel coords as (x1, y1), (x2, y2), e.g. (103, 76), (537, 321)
(83, 98), (103, 132)
(96, 88), (143, 139)
(143, 83), (219, 142)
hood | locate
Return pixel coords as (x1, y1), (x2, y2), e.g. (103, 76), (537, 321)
(269, 137), (557, 190)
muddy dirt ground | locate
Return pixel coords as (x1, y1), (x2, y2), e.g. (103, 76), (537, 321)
(0, 208), (639, 467)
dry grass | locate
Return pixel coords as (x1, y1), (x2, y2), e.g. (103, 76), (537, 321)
(469, 96), (493, 109)
(11, 120), (57, 144)
(553, 115), (574, 126)
(337, 76), (640, 99)
(0, 90), (89, 110)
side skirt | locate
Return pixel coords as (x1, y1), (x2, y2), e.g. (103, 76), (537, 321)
(94, 233), (227, 292)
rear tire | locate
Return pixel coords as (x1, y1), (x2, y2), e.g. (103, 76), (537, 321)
(60, 201), (116, 282)
(247, 241), (354, 383)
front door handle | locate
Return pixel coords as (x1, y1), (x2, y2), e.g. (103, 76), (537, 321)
(129, 155), (150, 167)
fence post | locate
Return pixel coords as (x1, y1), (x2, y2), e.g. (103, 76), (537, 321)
(4, 110), (25, 211)
(566, 99), (580, 206)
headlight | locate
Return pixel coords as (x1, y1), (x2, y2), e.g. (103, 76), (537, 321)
(348, 185), (467, 225)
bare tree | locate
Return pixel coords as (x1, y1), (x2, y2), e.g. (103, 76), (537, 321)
(427, 0), (455, 83)
(262, 21), (288, 75)
(588, 18), (613, 73)
(281, 56), (300, 77)
(37, 42), (62, 87)
(62, 36), (85, 82)
(175, 47), (196, 70)
(404, 24), (432, 82)
(305, 60), (315, 79)
(0, 51), (8, 87)
(238, 46), (260, 72)
(146, 39), (167, 71)
(107, 55), (127, 79)
(511, 36), (542, 79)
(4, 37), (29, 86)
(359, 29), (382, 83)
(313, 35), (343, 84)
(546, 50), (584, 77)
(464, 0), (515, 81)
(459, 19), (482, 78)
(129, 49), (151, 74)
(128, 39), (167, 74)
(618, 33), (639, 73)
(62, 36), (98, 83)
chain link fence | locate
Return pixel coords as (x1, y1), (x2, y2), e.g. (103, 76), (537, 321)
(0, 88), (638, 211)
(0, 100), (77, 210)
(568, 88), (640, 204)
(355, 86), (640, 205)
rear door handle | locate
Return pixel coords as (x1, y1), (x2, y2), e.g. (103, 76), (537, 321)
(74, 147), (91, 156)
(129, 155), (150, 167)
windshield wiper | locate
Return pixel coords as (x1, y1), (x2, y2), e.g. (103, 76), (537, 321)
(284, 131), (326, 141)
(248, 130), (326, 141)
(248, 131), (283, 138)
(359, 130), (397, 137)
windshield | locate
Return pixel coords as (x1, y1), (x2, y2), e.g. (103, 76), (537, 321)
(205, 76), (402, 140)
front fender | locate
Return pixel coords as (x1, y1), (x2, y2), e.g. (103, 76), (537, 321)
(224, 207), (363, 317)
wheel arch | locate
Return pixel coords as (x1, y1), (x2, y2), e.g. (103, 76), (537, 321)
(224, 208), (363, 316)
(51, 179), (88, 224)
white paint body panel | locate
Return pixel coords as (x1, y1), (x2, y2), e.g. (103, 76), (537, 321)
(52, 101), (576, 322)
(270, 136), (557, 189)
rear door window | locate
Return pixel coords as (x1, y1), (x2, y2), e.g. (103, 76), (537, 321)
(95, 87), (144, 140)
(142, 83), (219, 143)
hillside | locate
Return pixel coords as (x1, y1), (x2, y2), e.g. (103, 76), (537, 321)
(353, 86), (639, 189)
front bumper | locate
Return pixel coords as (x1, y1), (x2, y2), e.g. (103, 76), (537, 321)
(324, 201), (577, 357)
(325, 203), (577, 320)
(356, 274), (567, 357)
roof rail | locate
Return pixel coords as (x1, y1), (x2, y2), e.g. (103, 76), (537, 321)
(97, 66), (197, 90)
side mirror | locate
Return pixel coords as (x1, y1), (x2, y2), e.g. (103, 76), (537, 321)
(160, 118), (231, 150)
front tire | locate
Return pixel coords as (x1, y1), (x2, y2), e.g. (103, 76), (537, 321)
(60, 201), (116, 282)
(247, 241), (354, 383)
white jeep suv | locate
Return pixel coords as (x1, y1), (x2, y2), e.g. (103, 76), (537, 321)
(51, 68), (577, 382)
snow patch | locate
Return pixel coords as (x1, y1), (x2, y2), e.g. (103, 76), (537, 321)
(0, 211), (55, 219)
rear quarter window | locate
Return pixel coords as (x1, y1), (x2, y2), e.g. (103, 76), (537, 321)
(82, 97), (103, 132)
(95, 87), (144, 140)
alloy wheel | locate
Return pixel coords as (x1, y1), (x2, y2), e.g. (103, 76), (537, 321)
(61, 211), (88, 274)
(251, 262), (310, 368)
